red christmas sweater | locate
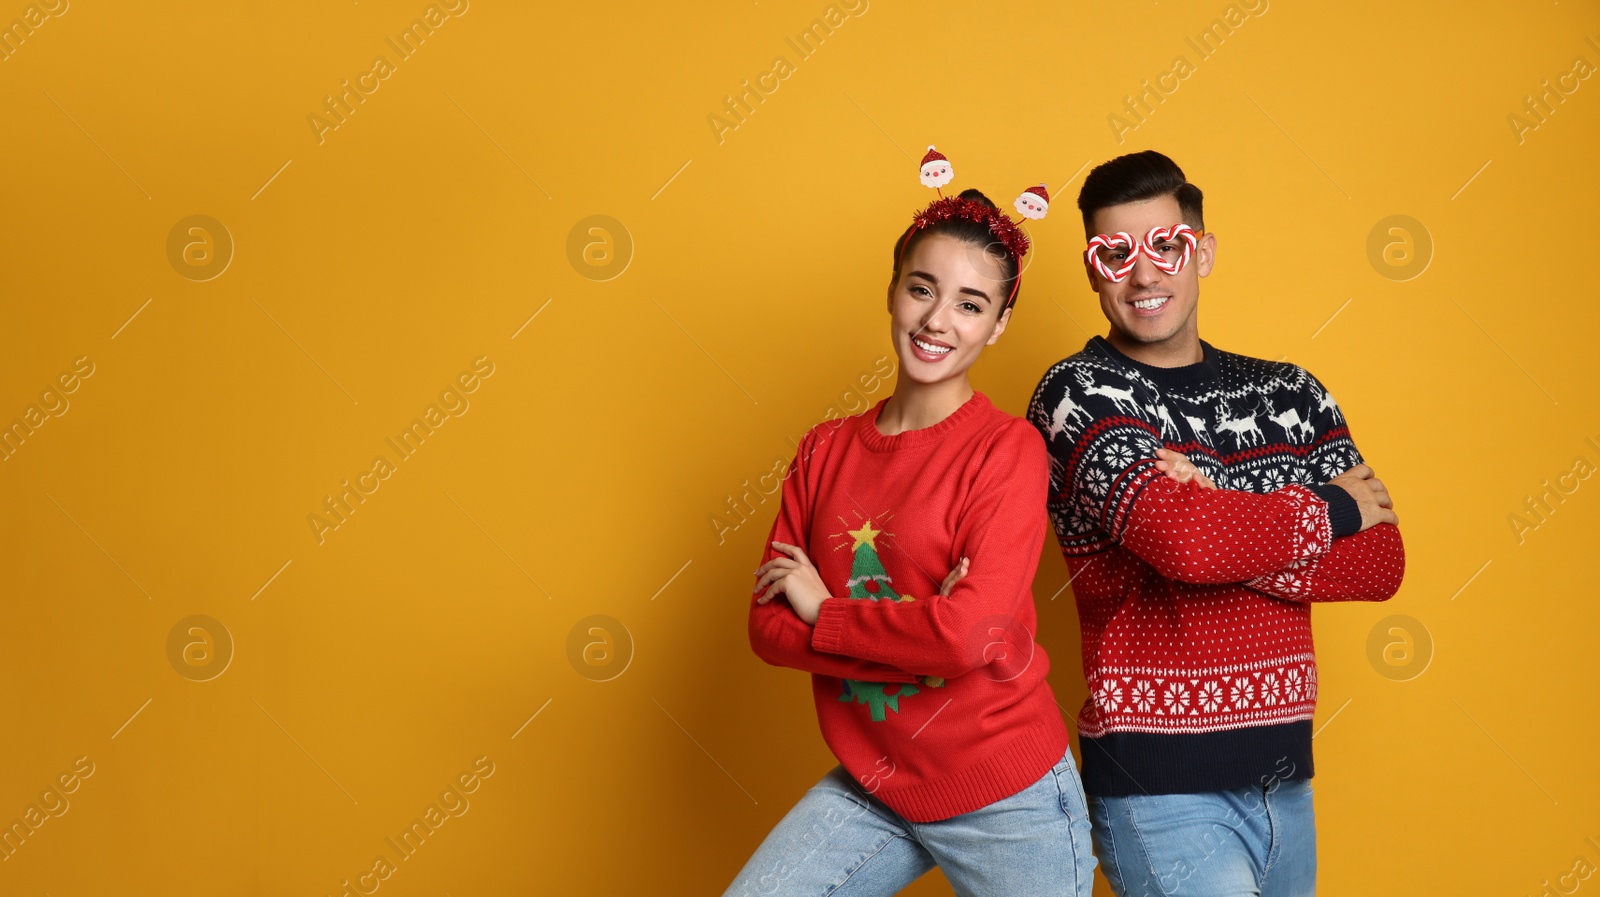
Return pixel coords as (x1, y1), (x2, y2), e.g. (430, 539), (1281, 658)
(1028, 337), (1406, 796)
(747, 390), (1069, 823)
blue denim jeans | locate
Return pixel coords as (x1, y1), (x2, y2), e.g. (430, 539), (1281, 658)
(1087, 780), (1316, 897)
(722, 747), (1097, 897)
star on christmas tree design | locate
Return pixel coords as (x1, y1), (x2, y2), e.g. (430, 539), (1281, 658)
(843, 520), (914, 603)
(834, 515), (943, 721)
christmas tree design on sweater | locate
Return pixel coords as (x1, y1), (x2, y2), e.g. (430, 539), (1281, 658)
(835, 518), (943, 722)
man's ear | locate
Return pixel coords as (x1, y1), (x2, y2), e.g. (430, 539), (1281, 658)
(1196, 230), (1217, 278)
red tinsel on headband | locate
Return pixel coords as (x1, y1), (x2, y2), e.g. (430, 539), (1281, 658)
(909, 196), (1032, 262)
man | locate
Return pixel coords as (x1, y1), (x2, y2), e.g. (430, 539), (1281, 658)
(1027, 150), (1405, 896)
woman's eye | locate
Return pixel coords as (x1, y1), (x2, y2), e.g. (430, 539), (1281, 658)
(911, 285), (931, 297)
(960, 302), (980, 314)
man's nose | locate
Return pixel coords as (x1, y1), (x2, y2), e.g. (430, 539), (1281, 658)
(1129, 249), (1164, 287)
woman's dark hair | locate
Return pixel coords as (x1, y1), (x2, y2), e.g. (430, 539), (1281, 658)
(1076, 151), (1204, 238)
(889, 188), (1022, 313)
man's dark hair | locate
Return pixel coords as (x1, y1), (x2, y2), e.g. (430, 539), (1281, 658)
(1076, 151), (1204, 237)
(890, 188), (1021, 312)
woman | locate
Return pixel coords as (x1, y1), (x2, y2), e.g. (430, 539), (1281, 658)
(722, 187), (1098, 897)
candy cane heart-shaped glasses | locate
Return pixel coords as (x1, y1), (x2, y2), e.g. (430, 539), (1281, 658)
(1085, 224), (1202, 283)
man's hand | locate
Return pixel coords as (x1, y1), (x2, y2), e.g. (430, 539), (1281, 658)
(1154, 448), (1217, 490)
(1328, 464), (1398, 531)
(753, 541), (829, 624)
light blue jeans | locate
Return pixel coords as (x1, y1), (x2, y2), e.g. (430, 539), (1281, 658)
(1087, 780), (1316, 897)
(722, 747), (1097, 896)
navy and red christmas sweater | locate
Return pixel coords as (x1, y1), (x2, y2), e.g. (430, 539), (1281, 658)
(1027, 335), (1405, 797)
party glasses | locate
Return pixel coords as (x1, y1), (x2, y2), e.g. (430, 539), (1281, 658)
(1084, 224), (1201, 282)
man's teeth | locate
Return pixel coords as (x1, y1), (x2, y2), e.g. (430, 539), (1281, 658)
(1133, 296), (1169, 310)
(913, 337), (952, 355)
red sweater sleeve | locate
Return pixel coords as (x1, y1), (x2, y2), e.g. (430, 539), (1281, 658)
(809, 420), (1049, 682)
(1244, 521), (1406, 603)
(1095, 450), (1334, 584)
(1031, 359), (1336, 584)
(1243, 374), (1407, 602)
(747, 429), (921, 684)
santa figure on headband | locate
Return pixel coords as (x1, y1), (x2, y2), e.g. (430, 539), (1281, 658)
(1014, 184), (1050, 220)
(919, 145), (954, 191)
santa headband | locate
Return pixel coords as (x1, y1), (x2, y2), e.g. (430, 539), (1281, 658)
(903, 145), (1050, 311)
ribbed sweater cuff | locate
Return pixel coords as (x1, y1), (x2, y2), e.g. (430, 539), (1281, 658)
(810, 598), (848, 655)
(1308, 483), (1361, 539)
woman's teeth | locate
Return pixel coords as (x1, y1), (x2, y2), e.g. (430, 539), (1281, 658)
(913, 337), (952, 355)
(1133, 296), (1169, 311)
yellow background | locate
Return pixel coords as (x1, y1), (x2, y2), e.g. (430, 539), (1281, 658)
(2, 0), (1597, 894)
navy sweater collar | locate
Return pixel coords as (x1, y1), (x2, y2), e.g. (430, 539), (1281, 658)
(1087, 335), (1222, 390)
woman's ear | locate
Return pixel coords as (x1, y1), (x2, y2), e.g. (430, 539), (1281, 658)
(987, 305), (1012, 345)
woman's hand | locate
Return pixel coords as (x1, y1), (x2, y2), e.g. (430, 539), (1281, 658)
(1154, 447), (1217, 490)
(754, 547), (967, 624)
(753, 541), (830, 624)
(940, 557), (969, 597)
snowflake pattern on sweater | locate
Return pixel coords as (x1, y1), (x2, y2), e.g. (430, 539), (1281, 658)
(1028, 336), (1405, 794)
